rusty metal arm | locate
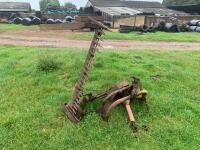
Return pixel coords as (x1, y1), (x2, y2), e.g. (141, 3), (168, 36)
(105, 95), (131, 118)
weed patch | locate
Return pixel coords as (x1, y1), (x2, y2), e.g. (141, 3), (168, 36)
(37, 52), (60, 72)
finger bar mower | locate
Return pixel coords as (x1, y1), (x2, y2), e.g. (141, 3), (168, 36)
(63, 17), (148, 133)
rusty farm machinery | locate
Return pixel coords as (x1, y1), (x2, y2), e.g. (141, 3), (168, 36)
(64, 17), (148, 133)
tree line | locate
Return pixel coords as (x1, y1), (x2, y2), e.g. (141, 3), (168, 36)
(39, 0), (77, 13)
(163, 0), (200, 6)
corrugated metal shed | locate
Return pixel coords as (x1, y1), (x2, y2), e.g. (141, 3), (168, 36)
(95, 7), (186, 16)
(95, 7), (142, 16)
(122, 0), (164, 8)
(89, 0), (163, 8)
(88, 0), (187, 16)
(135, 8), (187, 16)
(0, 2), (31, 12)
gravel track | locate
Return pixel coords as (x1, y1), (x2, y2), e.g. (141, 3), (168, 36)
(0, 30), (200, 50)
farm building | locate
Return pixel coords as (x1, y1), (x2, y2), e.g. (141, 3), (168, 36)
(0, 2), (31, 19)
(85, 0), (186, 28)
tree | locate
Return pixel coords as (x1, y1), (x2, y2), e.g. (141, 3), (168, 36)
(31, 9), (36, 13)
(39, 0), (60, 12)
(163, 0), (200, 6)
(63, 2), (77, 10)
(39, 0), (47, 13)
(47, 0), (60, 10)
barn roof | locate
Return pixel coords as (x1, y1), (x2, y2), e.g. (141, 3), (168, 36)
(88, 0), (187, 16)
(95, 7), (142, 16)
(0, 2), (31, 12)
(95, 6), (187, 16)
(89, 0), (164, 8)
(135, 7), (186, 15)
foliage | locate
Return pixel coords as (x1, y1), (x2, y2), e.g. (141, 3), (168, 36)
(39, 0), (47, 13)
(47, 0), (60, 10)
(0, 46), (200, 150)
(163, 0), (200, 6)
(63, 2), (77, 10)
(39, 0), (60, 13)
(39, 0), (77, 13)
(31, 9), (36, 13)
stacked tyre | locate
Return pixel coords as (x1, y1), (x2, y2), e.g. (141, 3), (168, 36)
(13, 17), (41, 25)
(55, 19), (63, 24)
(13, 17), (23, 24)
(119, 25), (156, 33)
(31, 17), (41, 25)
(45, 16), (74, 24)
(22, 18), (32, 26)
(119, 25), (134, 33)
(187, 20), (200, 32)
(164, 23), (179, 32)
(46, 19), (55, 24)
(46, 19), (64, 24)
(65, 16), (74, 22)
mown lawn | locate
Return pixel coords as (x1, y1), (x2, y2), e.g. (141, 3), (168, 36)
(71, 31), (200, 43)
(0, 46), (200, 150)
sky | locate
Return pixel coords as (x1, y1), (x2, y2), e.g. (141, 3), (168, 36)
(0, 0), (163, 10)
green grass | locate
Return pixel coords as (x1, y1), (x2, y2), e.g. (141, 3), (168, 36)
(0, 24), (36, 33)
(71, 31), (200, 42)
(0, 46), (200, 150)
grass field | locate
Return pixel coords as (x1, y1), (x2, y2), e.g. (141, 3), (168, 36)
(71, 31), (200, 42)
(0, 24), (35, 33)
(0, 46), (200, 150)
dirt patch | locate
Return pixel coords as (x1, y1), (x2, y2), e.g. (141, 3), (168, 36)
(0, 30), (200, 50)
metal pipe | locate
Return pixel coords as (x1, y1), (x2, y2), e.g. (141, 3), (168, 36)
(105, 95), (131, 117)
(124, 100), (135, 123)
(104, 86), (131, 101)
(124, 100), (137, 133)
